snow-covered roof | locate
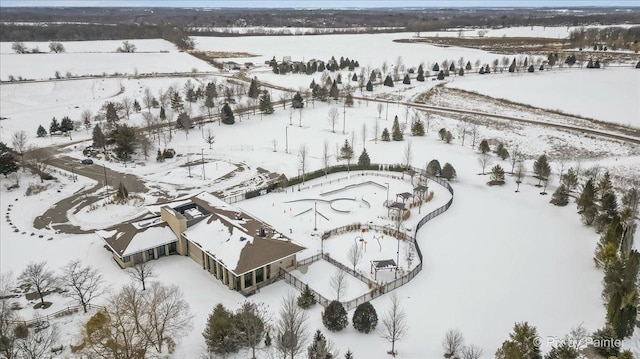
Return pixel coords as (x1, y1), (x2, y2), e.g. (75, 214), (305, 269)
(96, 216), (177, 257)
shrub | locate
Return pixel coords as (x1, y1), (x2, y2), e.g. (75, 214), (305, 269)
(297, 284), (317, 309)
(322, 300), (348, 332)
(352, 302), (378, 333)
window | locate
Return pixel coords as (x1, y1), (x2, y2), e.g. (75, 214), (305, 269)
(157, 245), (166, 257)
(147, 248), (155, 260)
(244, 272), (253, 288)
(266, 264), (271, 279)
(256, 267), (264, 283)
(169, 242), (177, 254)
(122, 256), (131, 263)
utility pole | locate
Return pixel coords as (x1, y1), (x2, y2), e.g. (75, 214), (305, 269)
(314, 202), (317, 231)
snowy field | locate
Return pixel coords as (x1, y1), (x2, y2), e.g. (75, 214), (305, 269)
(431, 24), (640, 39)
(193, 32), (527, 70)
(1, 30), (639, 359)
(0, 38), (179, 54)
(0, 52), (216, 81)
(446, 67), (640, 127)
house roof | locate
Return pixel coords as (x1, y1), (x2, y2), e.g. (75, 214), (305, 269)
(184, 192), (305, 275)
(96, 217), (177, 257)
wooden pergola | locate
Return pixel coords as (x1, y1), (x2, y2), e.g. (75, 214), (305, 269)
(370, 259), (397, 280)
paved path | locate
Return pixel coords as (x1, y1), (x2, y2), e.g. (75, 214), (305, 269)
(33, 155), (151, 234)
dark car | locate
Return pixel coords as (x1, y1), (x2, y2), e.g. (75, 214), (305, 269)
(81, 158), (93, 165)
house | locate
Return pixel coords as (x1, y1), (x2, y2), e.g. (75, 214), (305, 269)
(222, 61), (241, 71)
(97, 192), (305, 294)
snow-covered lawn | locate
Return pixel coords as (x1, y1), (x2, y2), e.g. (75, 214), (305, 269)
(0, 38), (180, 54)
(290, 260), (371, 302)
(446, 67), (640, 127)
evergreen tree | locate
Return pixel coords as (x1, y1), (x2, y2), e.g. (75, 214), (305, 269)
(391, 117), (403, 141)
(410, 119), (425, 136)
(432, 63), (440, 72)
(562, 167), (578, 191)
(499, 147), (510, 160)
(416, 64), (425, 81)
(383, 75), (394, 87)
(528, 65), (535, 73)
(60, 116), (74, 132)
(344, 349), (354, 359)
(310, 79), (317, 89)
(533, 154), (551, 186)
(427, 159), (441, 177)
(597, 171), (613, 201)
(49, 117), (60, 133)
(550, 184), (569, 206)
(438, 128), (447, 141)
(591, 327), (620, 357)
(259, 91), (275, 114)
(297, 284), (317, 309)
(437, 70), (445, 80)
(357, 149), (371, 166)
(479, 67), (485, 75)
(156, 149), (164, 162)
(479, 139), (490, 154)
(449, 62), (455, 72)
(345, 92), (354, 107)
(352, 302), (378, 334)
(485, 64), (491, 73)
(36, 125), (47, 138)
(292, 92), (304, 109)
(366, 80), (373, 92)
(545, 341), (579, 359)
(495, 322), (542, 359)
(458, 68), (464, 76)
(185, 88), (197, 104)
(381, 128), (390, 141)
(132, 99), (141, 112)
(322, 301), (348, 332)
(330, 80), (340, 100)
(351, 73), (358, 82)
(205, 82), (218, 98)
(170, 92), (184, 112)
(340, 140), (354, 165)
(307, 330), (335, 359)
(578, 178), (597, 225)
(221, 103), (235, 124)
(116, 182), (129, 201)
(0, 143), (18, 178)
(248, 77), (260, 98)
(509, 59), (516, 73)
(92, 124), (106, 150)
(159, 106), (166, 122)
(441, 163), (457, 180)
(402, 74), (410, 84)
(109, 124), (137, 161)
(490, 164), (506, 184)
(203, 303), (239, 355)
(176, 112), (191, 129)
(105, 102), (119, 123)
(465, 61), (472, 70)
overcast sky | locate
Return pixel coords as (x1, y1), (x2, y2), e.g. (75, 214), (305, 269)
(1, 0), (638, 7)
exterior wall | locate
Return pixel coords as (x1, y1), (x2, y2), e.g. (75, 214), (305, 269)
(268, 254), (297, 277)
(160, 207), (187, 254)
(188, 243), (205, 268)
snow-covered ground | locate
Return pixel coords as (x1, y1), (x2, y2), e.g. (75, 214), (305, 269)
(1, 31), (639, 359)
(446, 67), (640, 127)
(0, 38), (180, 54)
(433, 24), (640, 39)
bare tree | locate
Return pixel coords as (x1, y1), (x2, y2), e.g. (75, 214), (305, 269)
(322, 140), (330, 178)
(271, 138), (278, 152)
(379, 292), (408, 357)
(403, 140), (413, 169)
(141, 88), (153, 113)
(461, 345), (484, 359)
(361, 123), (368, 151)
(127, 262), (156, 291)
(298, 108), (304, 127)
(288, 107), (295, 126)
(81, 109), (93, 132)
(204, 129), (216, 149)
(374, 119), (380, 144)
(376, 103), (384, 118)
(143, 282), (193, 353)
(456, 121), (469, 146)
(276, 291), (309, 359)
(515, 160), (525, 192)
(330, 270), (349, 301)
(347, 242), (363, 272)
(139, 134), (152, 161)
(25, 146), (52, 183)
(509, 144), (520, 173)
(121, 96), (133, 120)
(327, 107), (339, 133)
(442, 329), (465, 358)
(478, 152), (492, 175)
(17, 318), (60, 359)
(82, 284), (150, 358)
(556, 154), (569, 185)
(18, 262), (56, 306)
(61, 260), (105, 313)
(142, 111), (155, 138)
(298, 144), (308, 181)
(235, 301), (270, 359)
(0, 272), (19, 359)
(10, 131), (28, 170)
(469, 124), (479, 148)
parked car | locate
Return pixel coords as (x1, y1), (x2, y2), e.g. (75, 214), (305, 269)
(81, 158), (93, 165)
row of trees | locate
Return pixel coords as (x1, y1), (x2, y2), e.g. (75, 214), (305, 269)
(11, 41), (65, 54)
